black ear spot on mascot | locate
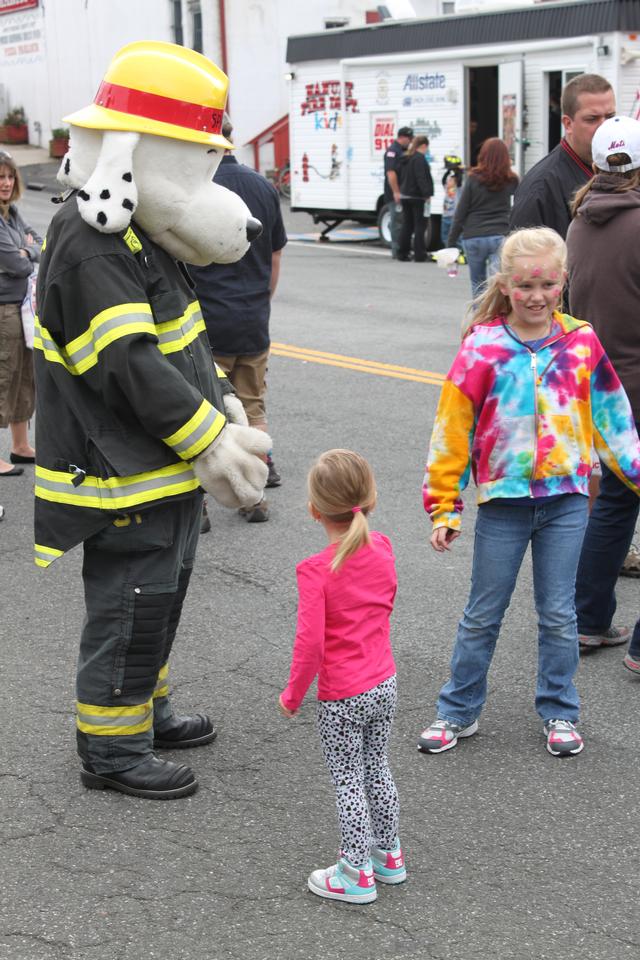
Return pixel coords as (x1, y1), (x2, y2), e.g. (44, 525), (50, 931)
(64, 158), (71, 176)
(71, 131), (140, 234)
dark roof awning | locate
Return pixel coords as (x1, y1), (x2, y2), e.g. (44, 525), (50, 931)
(286, 0), (640, 63)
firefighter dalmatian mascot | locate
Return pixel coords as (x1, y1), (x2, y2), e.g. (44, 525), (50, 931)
(34, 41), (270, 799)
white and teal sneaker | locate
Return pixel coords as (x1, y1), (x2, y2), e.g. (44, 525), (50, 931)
(370, 842), (407, 884)
(307, 856), (377, 904)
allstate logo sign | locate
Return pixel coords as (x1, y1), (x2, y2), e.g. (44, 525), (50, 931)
(403, 72), (446, 91)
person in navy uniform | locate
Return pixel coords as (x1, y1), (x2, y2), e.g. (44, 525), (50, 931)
(384, 126), (413, 259)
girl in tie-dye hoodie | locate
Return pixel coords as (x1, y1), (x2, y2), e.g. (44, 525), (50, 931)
(418, 227), (640, 759)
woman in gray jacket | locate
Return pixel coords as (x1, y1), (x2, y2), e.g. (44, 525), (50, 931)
(448, 138), (518, 295)
(0, 150), (41, 476)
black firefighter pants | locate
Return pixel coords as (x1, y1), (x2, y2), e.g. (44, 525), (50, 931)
(76, 493), (203, 774)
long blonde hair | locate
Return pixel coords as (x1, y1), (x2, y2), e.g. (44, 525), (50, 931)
(308, 449), (377, 572)
(462, 227), (567, 336)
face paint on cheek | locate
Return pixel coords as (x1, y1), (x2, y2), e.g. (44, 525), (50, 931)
(513, 290), (524, 301)
(551, 287), (561, 299)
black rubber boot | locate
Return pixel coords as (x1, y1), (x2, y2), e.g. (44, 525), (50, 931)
(154, 713), (217, 749)
(80, 755), (197, 800)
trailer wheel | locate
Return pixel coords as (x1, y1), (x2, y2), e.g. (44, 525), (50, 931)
(377, 204), (392, 247)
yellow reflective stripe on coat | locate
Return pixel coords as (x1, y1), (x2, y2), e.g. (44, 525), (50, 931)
(35, 304), (155, 375)
(155, 301), (206, 355)
(76, 699), (153, 736)
(34, 543), (64, 568)
(214, 363), (228, 379)
(35, 461), (200, 510)
(35, 300), (208, 369)
(154, 663), (169, 699)
(163, 399), (225, 460)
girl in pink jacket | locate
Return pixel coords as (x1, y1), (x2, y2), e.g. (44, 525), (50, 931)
(279, 449), (404, 904)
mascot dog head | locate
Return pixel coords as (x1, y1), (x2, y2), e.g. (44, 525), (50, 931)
(58, 41), (260, 265)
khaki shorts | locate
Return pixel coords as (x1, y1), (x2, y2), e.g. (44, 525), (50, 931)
(0, 302), (34, 428)
(213, 349), (268, 426)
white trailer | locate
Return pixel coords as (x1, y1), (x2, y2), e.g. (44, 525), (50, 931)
(286, 0), (640, 244)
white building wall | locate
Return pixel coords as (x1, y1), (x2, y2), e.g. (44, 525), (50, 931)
(223, 0), (383, 165)
(0, 0), (173, 147)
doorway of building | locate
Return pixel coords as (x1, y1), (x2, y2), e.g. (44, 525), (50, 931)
(548, 71), (563, 151)
(467, 65), (498, 165)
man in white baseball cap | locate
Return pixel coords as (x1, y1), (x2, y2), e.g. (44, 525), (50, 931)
(591, 114), (640, 172)
(567, 112), (640, 664)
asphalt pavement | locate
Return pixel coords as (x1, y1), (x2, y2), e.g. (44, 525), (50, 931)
(1, 185), (640, 960)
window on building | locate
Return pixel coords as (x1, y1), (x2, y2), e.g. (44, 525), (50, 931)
(189, 1), (202, 53)
(192, 10), (202, 52)
(442, 1), (455, 13)
(172, 0), (183, 45)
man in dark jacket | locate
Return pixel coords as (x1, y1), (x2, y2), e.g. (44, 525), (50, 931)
(384, 125), (413, 259)
(510, 74), (615, 238)
(567, 115), (640, 660)
(190, 117), (288, 524)
(397, 136), (434, 263)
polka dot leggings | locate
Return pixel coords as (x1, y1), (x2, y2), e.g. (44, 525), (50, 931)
(317, 674), (400, 867)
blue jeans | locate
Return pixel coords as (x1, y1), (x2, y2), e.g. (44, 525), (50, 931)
(437, 495), (588, 726)
(389, 201), (402, 259)
(462, 235), (504, 296)
(575, 450), (640, 653)
(440, 217), (452, 248)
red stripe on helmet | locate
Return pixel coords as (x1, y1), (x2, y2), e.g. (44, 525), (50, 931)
(94, 81), (224, 135)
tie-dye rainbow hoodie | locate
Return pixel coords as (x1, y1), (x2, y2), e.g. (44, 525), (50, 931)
(423, 312), (640, 529)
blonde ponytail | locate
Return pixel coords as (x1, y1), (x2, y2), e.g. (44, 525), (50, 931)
(307, 449), (377, 572)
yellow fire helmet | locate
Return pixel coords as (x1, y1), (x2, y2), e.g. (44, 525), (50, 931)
(64, 40), (233, 149)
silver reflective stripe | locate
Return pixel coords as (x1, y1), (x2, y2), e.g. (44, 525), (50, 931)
(65, 311), (155, 367)
(36, 466), (196, 502)
(76, 709), (152, 728)
(156, 308), (203, 350)
(170, 406), (218, 457)
(35, 546), (59, 564)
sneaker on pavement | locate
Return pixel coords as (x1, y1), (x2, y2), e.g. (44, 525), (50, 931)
(579, 625), (630, 649)
(307, 856), (377, 904)
(544, 719), (584, 757)
(370, 842), (406, 884)
(266, 458), (281, 488)
(417, 718), (478, 753)
(620, 543), (640, 578)
(238, 497), (269, 523)
(623, 652), (640, 675)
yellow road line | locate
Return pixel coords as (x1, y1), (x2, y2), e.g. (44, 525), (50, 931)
(271, 342), (446, 386)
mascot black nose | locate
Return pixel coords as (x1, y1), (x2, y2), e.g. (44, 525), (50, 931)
(246, 217), (263, 242)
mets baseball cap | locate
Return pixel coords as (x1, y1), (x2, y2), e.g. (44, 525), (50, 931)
(397, 126), (414, 138)
(592, 115), (640, 173)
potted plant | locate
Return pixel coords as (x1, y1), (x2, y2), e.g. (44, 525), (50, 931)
(1, 106), (28, 144)
(49, 126), (70, 158)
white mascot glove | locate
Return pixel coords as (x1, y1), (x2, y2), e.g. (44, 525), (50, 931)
(194, 423), (270, 509)
(222, 393), (249, 427)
